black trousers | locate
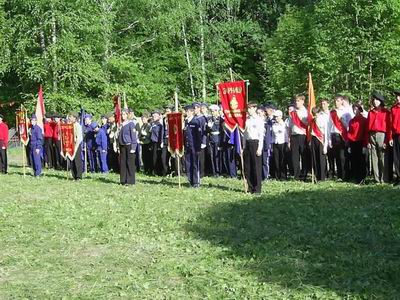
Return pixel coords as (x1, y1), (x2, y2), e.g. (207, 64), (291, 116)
(70, 144), (83, 180)
(161, 146), (169, 176)
(290, 134), (309, 180)
(141, 143), (152, 174)
(107, 148), (119, 173)
(311, 136), (326, 181)
(0, 147), (7, 174)
(120, 144), (136, 185)
(199, 148), (205, 178)
(273, 143), (287, 180)
(394, 135), (400, 180)
(44, 137), (54, 168)
(384, 146), (393, 183)
(151, 142), (162, 175)
(244, 140), (262, 194)
(331, 133), (346, 180)
(349, 141), (366, 183)
(53, 140), (65, 170)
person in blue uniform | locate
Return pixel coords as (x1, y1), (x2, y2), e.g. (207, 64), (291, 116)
(220, 120), (238, 178)
(150, 110), (164, 175)
(118, 109), (138, 185)
(193, 102), (207, 177)
(184, 104), (202, 187)
(94, 122), (109, 173)
(207, 104), (222, 176)
(84, 114), (97, 173)
(29, 114), (43, 177)
(161, 106), (172, 176)
(262, 103), (275, 180)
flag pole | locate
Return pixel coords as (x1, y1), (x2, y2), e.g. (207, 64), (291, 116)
(174, 90), (182, 189)
(308, 73), (316, 184)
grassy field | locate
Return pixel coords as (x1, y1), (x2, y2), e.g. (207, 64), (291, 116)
(0, 148), (399, 299)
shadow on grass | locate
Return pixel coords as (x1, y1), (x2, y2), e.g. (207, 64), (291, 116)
(187, 185), (400, 298)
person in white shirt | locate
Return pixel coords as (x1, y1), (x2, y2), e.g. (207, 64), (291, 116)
(272, 110), (288, 180)
(243, 102), (265, 194)
(288, 94), (310, 180)
(310, 106), (329, 181)
(328, 95), (352, 180)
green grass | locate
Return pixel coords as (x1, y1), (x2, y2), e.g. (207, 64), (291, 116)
(0, 148), (399, 299)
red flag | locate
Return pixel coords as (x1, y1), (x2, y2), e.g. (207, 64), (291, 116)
(16, 107), (29, 146)
(60, 123), (76, 160)
(217, 80), (247, 132)
(113, 95), (121, 126)
(35, 85), (46, 131)
(167, 112), (184, 157)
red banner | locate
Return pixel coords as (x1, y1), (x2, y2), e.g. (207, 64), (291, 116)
(113, 95), (121, 126)
(16, 108), (29, 146)
(217, 80), (247, 132)
(167, 112), (184, 157)
(60, 123), (76, 160)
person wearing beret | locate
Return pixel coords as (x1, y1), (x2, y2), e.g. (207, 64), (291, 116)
(51, 114), (65, 170)
(29, 114), (44, 177)
(0, 114), (9, 174)
(206, 105), (223, 176)
(67, 113), (83, 180)
(138, 112), (152, 175)
(93, 122), (109, 174)
(391, 90), (400, 185)
(106, 113), (120, 173)
(262, 103), (275, 180)
(118, 109), (138, 185)
(193, 102), (207, 178)
(184, 104), (202, 187)
(365, 91), (393, 183)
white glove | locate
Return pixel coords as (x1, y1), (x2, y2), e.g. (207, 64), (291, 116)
(362, 147), (367, 155)
(347, 148), (351, 154)
(130, 149), (135, 154)
(201, 144), (206, 149)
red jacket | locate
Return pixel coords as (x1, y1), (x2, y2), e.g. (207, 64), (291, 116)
(391, 104), (400, 136)
(347, 114), (367, 145)
(0, 122), (9, 149)
(51, 121), (61, 141)
(366, 107), (392, 144)
(44, 121), (54, 138)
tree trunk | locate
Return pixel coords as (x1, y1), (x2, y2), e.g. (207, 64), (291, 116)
(51, 7), (57, 92)
(199, 0), (206, 101)
(182, 23), (195, 99)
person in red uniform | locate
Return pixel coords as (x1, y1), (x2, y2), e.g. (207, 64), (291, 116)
(347, 103), (368, 184)
(365, 91), (392, 183)
(0, 114), (9, 174)
(391, 90), (400, 185)
(51, 113), (64, 170)
(43, 114), (54, 168)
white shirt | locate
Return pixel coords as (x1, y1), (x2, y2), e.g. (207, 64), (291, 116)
(244, 115), (265, 152)
(312, 112), (329, 154)
(328, 106), (353, 135)
(272, 121), (288, 144)
(288, 106), (309, 135)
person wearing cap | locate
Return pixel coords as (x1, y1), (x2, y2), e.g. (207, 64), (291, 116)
(288, 94), (311, 180)
(106, 113), (120, 173)
(184, 104), (202, 187)
(391, 90), (400, 185)
(150, 110), (164, 175)
(43, 114), (54, 169)
(161, 107), (172, 176)
(262, 103), (275, 180)
(0, 114), (9, 174)
(139, 112), (152, 175)
(365, 91), (393, 183)
(118, 108), (138, 185)
(207, 104), (222, 176)
(328, 95), (353, 180)
(29, 114), (44, 177)
(243, 102), (265, 194)
(220, 120), (238, 178)
(347, 103), (368, 184)
(271, 109), (288, 180)
(84, 114), (98, 173)
(68, 113), (84, 180)
(193, 102), (207, 177)
(93, 122), (109, 173)
(310, 106), (329, 182)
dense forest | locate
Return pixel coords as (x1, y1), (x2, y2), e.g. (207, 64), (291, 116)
(1, 0), (400, 119)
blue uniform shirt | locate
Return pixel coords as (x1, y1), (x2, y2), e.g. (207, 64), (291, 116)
(150, 121), (163, 143)
(118, 120), (138, 151)
(184, 117), (202, 152)
(95, 127), (108, 151)
(30, 125), (43, 149)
